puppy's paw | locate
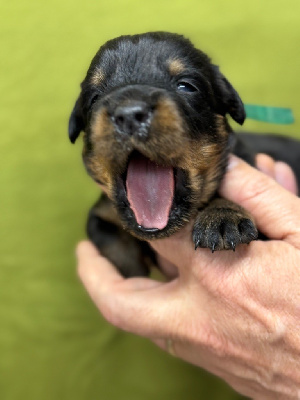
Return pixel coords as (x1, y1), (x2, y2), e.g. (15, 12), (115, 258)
(192, 201), (258, 252)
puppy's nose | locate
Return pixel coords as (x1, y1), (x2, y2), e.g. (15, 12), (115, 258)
(112, 101), (152, 139)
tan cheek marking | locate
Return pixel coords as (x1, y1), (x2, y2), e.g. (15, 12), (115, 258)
(215, 114), (229, 138)
(168, 59), (185, 76)
(155, 98), (183, 130)
(83, 109), (115, 193)
(184, 139), (227, 201)
(90, 67), (105, 86)
(151, 98), (187, 158)
(84, 153), (112, 186)
(92, 109), (113, 139)
(182, 141), (220, 169)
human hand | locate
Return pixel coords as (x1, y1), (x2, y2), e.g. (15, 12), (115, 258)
(77, 156), (300, 399)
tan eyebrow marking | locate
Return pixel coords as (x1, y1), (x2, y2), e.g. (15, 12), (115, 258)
(168, 59), (185, 75)
(90, 68), (105, 86)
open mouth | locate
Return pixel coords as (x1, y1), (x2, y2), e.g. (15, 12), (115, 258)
(125, 152), (175, 231)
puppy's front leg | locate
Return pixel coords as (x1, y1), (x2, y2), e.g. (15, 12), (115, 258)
(192, 198), (258, 252)
(87, 195), (155, 277)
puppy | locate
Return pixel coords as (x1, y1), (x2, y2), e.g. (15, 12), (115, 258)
(69, 32), (300, 277)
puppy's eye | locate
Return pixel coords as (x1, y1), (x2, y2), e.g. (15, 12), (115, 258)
(177, 82), (197, 93)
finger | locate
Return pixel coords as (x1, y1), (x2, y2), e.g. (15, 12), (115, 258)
(256, 153), (276, 178)
(76, 241), (182, 337)
(220, 156), (300, 243)
(256, 154), (298, 194)
(274, 161), (298, 195)
(77, 240), (123, 289)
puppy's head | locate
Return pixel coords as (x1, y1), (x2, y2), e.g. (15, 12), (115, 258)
(69, 32), (245, 240)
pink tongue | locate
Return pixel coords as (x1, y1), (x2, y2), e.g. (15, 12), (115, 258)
(126, 154), (174, 230)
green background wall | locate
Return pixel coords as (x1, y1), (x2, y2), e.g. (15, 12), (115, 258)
(1, 1), (299, 399)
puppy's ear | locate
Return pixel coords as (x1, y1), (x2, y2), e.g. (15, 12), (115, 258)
(68, 95), (84, 144)
(211, 65), (246, 125)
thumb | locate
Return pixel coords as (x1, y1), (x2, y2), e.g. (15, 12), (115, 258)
(219, 155), (300, 244)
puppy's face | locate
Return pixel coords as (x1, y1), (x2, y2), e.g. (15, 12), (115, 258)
(69, 32), (245, 240)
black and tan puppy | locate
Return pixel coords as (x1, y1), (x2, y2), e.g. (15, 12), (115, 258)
(69, 32), (300, 277)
